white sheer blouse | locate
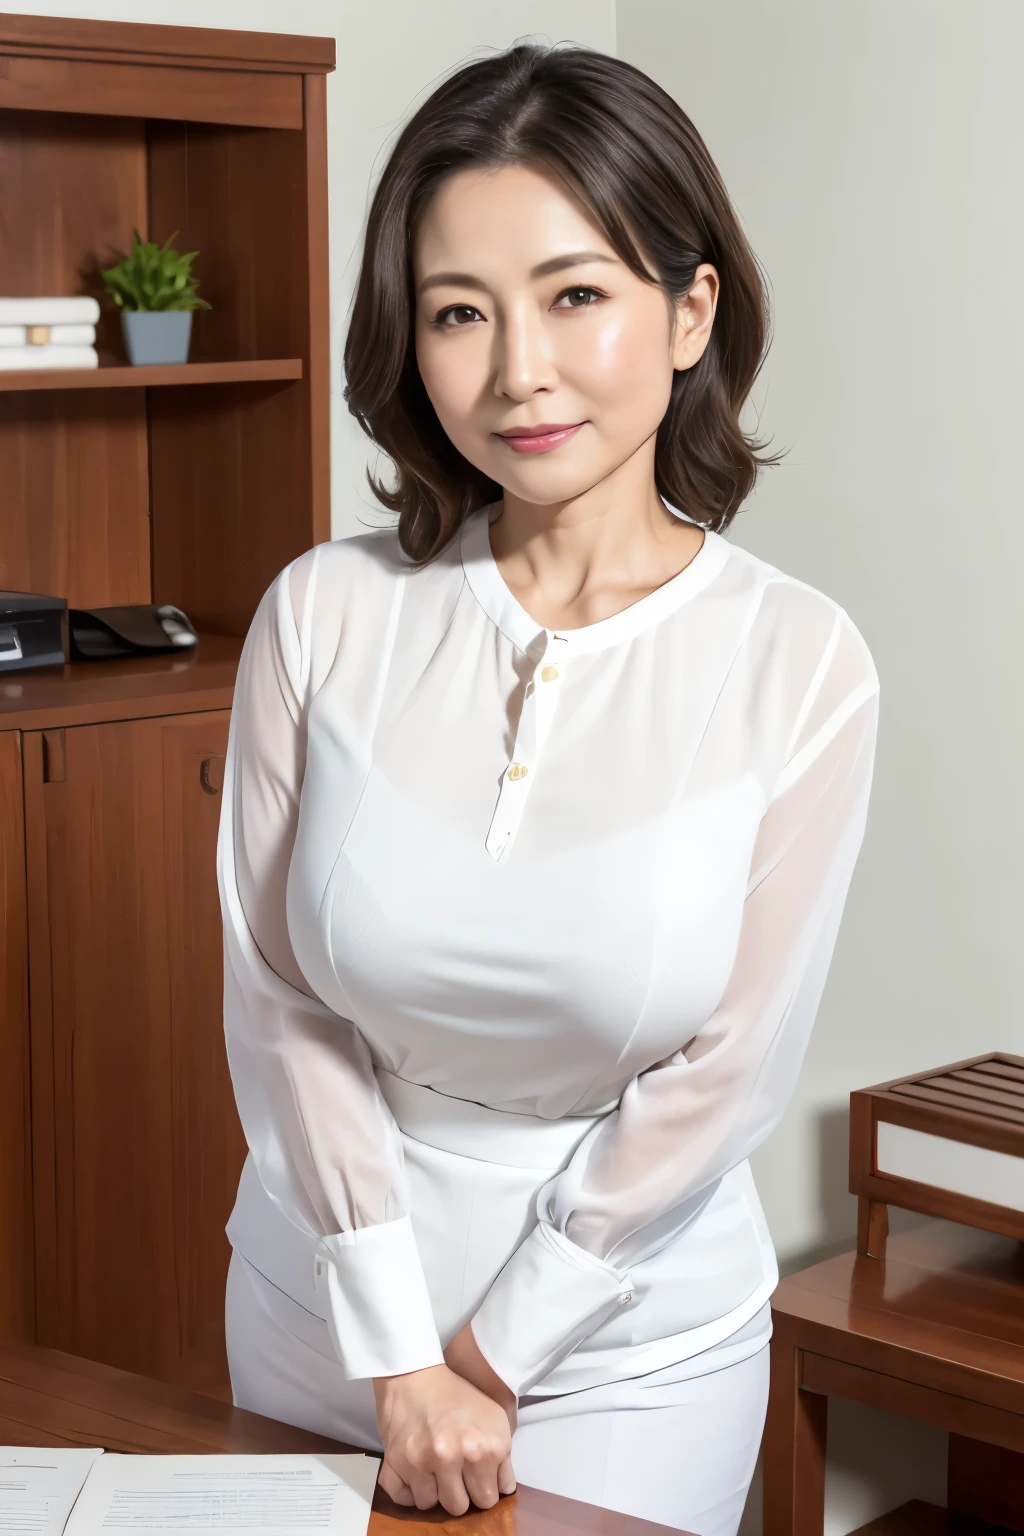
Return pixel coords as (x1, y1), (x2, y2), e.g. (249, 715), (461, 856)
(217, 505), (879, 1393)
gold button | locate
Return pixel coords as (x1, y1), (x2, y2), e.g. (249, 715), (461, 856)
(541, 665), (559, 682)
(508, 763), (529, 780)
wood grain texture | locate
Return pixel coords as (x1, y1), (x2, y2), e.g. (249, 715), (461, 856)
(0, 56), (303, 129)
(859, 1052), (1024, 1097)
(762, 1327), (827, 1536)
(22, 731), (59, 1343)
(856, 1197), (888, 1260)
(162, 722), (246, 1395)
(0, 110), (150, 604)
(947, 1434), (1024, 1532)
(850, 1054), (1024, 1243)
(0, 729), (34, 1340)
(801, 1351), (1024, 1453)
(0, 389), (151, 605)
(768, 1222), (1024, 1536)
(0, 1341), (681, 1534)
(31, 711), (243, 1384)
(148, 117), (322, 633)
(0, 11), (336, 74)
(303, 71), (332, 546)
(2, 6), (332, 1392)
(893, 1080), (1024, 1126)
(0, 634), (241, 732)
(0, 359), (303, 392)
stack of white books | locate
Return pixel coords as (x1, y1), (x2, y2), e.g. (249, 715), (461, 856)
(0, 296), (101, 370)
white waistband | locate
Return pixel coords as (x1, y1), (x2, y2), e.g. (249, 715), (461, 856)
(375, 1068), (601, 1170)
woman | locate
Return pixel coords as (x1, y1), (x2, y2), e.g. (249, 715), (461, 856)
(218, 43), (879, 1536)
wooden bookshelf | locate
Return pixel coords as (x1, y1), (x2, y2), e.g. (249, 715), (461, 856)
(0, 358), (304, 391)
(0, 12), (334, 1395)
(0, 633), (243, 731)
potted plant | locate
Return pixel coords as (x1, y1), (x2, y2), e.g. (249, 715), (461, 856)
(102, 229), (212, 365)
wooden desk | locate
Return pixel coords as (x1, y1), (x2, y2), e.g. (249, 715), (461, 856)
(0, 1338), (675, 1535)
(763, 1220), (1024, 1536)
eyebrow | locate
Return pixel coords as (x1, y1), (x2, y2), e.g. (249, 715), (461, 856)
(417, 250), (618, 295)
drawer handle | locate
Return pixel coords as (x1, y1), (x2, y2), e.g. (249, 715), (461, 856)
(200, 756), (225, 795)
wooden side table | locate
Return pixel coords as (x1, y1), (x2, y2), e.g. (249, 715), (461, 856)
(763, 1220), (1024, 1536)
(0, 1337), (676, 1535)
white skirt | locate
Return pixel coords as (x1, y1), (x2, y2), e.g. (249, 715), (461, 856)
(225, 1069), (771, 1533)
(226, 1247), (769, 1535)
(226, 1067), (777, 1394)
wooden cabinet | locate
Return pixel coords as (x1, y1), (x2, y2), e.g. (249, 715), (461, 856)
(0, 731), (33, 1343)
(0, 12), (333, 1390)
(22, 711), (244, 1390)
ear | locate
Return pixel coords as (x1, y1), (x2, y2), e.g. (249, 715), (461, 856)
(671, 263), (720, 372)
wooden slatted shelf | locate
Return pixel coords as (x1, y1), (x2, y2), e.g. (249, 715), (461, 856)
(850, 1053), (1024, 1257)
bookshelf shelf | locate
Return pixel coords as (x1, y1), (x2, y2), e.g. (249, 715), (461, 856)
(0, 9), (334, 1394)
(0, 357), (304, 392)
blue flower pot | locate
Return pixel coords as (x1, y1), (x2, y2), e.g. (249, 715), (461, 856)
(121, 310), (193, 366)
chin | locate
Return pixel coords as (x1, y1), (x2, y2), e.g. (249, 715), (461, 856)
(488, 460), (608, 510)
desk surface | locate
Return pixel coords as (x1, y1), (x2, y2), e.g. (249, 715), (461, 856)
(0, 1338), (675, 1535)
(772, 1219), (1024, 1411)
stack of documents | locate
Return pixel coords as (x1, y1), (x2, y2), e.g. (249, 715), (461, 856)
(0, 1446), (379, 1535)
(0, 297), (100, 371)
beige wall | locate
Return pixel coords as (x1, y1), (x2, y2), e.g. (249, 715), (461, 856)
(618, 1), (1024, 1530)
(10, 0), (616, 536)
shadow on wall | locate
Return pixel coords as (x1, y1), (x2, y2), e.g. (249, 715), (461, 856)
(779, 1105), (925, 1280)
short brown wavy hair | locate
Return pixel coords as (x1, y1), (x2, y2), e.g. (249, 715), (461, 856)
(344, 43), (779, 564)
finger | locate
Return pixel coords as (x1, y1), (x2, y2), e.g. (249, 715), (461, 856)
(406, 1471), (440, 1511)
(497, 1455), (517, 1496)
(433, 1463), (471, 1517)
(461, 1455), (500, 1510)
(378, 1461), (414, 1506)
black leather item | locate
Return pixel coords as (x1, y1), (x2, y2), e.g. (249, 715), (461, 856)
(68, 603), (199, 660)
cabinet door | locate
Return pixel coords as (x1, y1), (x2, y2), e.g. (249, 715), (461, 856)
(25, 710), (246, 1392)
(0, 729), (33, 1340)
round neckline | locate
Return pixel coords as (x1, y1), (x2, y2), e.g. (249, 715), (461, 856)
(459, 502), (731, 655)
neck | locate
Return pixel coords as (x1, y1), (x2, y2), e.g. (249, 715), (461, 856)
(487, 443), (706, 632)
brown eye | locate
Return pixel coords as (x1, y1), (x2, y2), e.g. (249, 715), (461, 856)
(553, 286), (604, 309)
(436, 305), (481, 327)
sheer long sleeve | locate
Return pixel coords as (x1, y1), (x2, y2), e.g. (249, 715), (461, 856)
(470, 611), (879, 1396)
(217, 550), (444, 1380)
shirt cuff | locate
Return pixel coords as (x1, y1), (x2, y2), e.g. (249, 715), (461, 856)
(313, 1215), (444, 1380)
(470, 1221), (636, 1397)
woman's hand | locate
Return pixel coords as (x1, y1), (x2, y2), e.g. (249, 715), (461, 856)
(373, 1363), (516, 1516)
(443, 1321), (517, 1431)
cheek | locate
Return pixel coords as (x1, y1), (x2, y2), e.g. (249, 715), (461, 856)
(580, 308), (674, 405)
(415, 330), (485, 431)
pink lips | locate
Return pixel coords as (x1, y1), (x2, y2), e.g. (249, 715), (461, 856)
(496, 422), (584, 454)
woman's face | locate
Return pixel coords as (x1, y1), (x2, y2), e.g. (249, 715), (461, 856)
(412, 162), (718, 508)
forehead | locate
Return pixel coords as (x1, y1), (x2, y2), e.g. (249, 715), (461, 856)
(412, 163), (617, 279)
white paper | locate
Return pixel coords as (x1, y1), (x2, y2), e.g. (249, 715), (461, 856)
(63, 1454), (379, 1536)
(0, 1446), (104, 1536)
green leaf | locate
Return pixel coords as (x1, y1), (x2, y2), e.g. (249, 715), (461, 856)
(100, 228), (212, 312)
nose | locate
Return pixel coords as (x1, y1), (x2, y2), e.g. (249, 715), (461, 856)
(492, 299), (557, 401)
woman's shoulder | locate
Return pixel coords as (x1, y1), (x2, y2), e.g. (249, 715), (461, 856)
(284, 521), (406, 596)
(261, 520), (461, 658)
(720, 534), (879, 697)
